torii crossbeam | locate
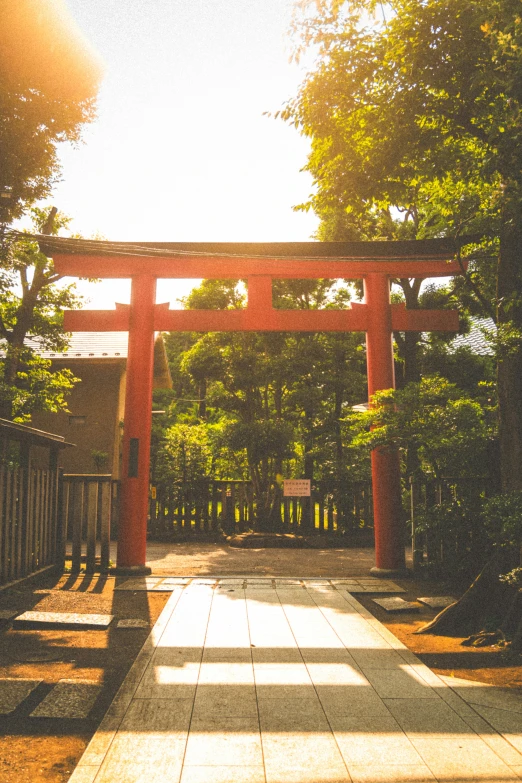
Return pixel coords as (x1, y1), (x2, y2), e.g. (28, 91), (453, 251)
(41, 237), (466, 576)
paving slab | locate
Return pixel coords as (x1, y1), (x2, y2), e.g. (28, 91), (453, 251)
(181, 766), (265, 783)
(13, 611), (114, 629)
(348, 585), (404, 593)
(332, 579), (406, 594)
(116, 618), (150, 629)
(114, 577), (163, 590)
(147, 584), (176, 591)
(69, 581), (522, 783)
(331, 715), (423, 765)
(0, 609), (18, 621)
(383, 698), (475, 736)
(372, 597), (421, 612)
(417, 596), (456, 609)
(440, 675), (522, 714)
(30, 679), (102, 719)
(347, 764), (437, 782)
(0, 678), (42, 714)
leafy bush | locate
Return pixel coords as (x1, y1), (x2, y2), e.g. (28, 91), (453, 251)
(156, 423), (211, 486)
(482, 491), (522, 548)
(349, 375), (493, 479)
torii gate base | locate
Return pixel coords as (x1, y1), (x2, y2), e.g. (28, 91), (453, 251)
(46, 238), (466, 577)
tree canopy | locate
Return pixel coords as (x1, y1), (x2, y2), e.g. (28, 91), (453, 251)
(0, 208), (83, 421)
(284, 0), (522, 490)
(0, 0), (102, 224)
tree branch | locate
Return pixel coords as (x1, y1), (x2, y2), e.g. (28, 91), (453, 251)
(0, 313), (10, 340)
(456, 249), (497, 322)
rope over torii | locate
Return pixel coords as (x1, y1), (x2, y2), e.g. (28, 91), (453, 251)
(39, 236), (468, 576)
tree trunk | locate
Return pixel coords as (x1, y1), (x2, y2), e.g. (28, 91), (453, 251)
(416, 548), (519, 636)
(394, 278), (422, 388)
(302, 403), (314, 534)
(198, 379), (207, 419)
(497, 222), (522, 492)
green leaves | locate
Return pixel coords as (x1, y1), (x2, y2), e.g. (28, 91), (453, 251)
(286, 0), (522, 252)
(157, 423), (211, 486)
(0, 0), (101, 223)
(349, 375), (493, 478)
(159, 279), (367, 496)
(0, 207), (84, 419)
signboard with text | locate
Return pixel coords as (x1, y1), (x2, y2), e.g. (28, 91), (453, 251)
(283, 479), (311, 497)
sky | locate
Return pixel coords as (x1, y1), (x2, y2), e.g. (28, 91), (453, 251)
(48, 0), (319, 308)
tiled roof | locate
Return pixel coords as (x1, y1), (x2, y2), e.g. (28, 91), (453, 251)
(36, 332), (128, 359)
(450, 317), (495, 356)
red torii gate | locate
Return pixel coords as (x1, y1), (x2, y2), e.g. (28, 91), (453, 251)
(42, 236), (465, 576)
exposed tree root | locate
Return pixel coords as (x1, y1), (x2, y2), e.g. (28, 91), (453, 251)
(416, 549), (519, 638)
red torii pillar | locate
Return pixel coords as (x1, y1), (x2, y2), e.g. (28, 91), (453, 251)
(365, 274), (404, 574)
(47, 239), (465, 575)
(117, 274), (156, 571)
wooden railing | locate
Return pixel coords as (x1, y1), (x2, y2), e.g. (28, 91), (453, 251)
(0, 464), (61, 586)
(0, 418), (70, 587)
(410, 476), (491, 574)
(61, 475), (119, 573)
(148, 479), (373, 538)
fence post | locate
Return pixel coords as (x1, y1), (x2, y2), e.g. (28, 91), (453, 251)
(71, 480), (83, 573)
(410, 478), (423, 573)
(56, 469), (67, 572)
(100, 480), (112, 572)
(86, 481), (98, 573)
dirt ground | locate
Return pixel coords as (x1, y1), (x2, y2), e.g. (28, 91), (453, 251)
(0, 573), (169, 783)
(356, 579), (522, 691)
(0, 544), (520, 783)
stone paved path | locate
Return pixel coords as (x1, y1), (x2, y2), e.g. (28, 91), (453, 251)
(68, 580), (522, 783)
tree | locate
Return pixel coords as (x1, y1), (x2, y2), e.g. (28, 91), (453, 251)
(156, 423), (212, 486)
(0, 207), (83, 420)
(158, 278), (367, 531)
(284, 0), (522, 492)
(0, 2), (101, 420)
(0, 0), (102, 224)
(350, 376), (494, 480)
(417, 491), (522, 648)
(178, 281), (297, 528)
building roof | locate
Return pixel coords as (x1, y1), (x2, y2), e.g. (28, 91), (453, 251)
(31, 332), (173, 388)
(0, 418), (73, 449)
(450, 317), (495, 356)
(39, 332), (128, 359)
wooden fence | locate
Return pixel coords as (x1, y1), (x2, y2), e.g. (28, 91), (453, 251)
(148, 479), (373, 538)
(0, 464), (62, 586)
(410, 476), (491, 574)
(0, 418), (71, 587)
(61, 475), (119, 573)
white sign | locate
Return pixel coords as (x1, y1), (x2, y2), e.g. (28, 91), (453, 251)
(283, 479), (311, 497)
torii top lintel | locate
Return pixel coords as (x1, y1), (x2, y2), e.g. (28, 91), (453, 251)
(39, 235), (468, 333)
(41, 236), (466, 279)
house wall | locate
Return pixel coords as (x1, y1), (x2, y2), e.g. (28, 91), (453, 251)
(31, 360), (125, 477)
